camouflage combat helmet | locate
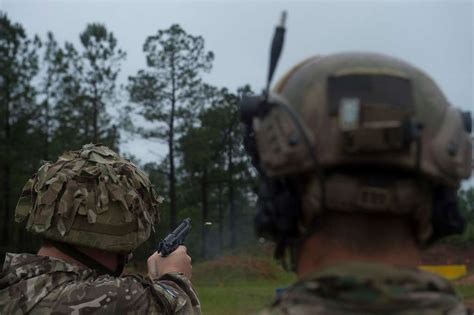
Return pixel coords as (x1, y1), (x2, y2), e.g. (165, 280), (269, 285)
(15, 144), (162, 254)
(252, 53), (472, 243)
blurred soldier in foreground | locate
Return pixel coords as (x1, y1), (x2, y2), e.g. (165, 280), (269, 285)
(241, 52), (472, 314)
(0, 144), (200, 314)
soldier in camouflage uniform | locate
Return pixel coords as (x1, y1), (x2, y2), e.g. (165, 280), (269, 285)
(0, 144), (200, 314)
(240, 53), (472, 314)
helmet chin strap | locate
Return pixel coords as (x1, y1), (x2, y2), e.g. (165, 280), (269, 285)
(48, 240), (125, 277)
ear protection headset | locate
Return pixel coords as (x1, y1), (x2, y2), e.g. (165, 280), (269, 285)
(239, 13), (325, 263)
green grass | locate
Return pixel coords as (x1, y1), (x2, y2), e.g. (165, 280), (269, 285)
(190, 249), (474, 314)
(195, 282), (474, 315)
(129, 246), (474, 313)
(455, 284), (474, 300)
(127, 245), (296, 314)
(191, 248), (295, 315)
(196, 280), (285, 315)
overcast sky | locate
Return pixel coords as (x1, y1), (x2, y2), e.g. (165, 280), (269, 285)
(2, 0), (473, 184)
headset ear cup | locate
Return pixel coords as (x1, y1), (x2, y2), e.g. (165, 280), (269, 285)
(254, 178), (301, 241)
(240, 93), (302, 254)
(273, 186), (300, 238)
(255, 180), (277, 238)
(429, 186), (465, 243)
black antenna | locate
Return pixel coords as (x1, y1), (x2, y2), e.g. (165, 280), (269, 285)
(266, 11), (287, 97)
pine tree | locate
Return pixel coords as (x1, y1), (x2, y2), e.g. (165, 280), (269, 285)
(0, 12), (40, 250)
(79, 23), (125, 149)
(127, 24), (213, 229)
(51, 41), (87, 152)
(180, 86), (255, 257)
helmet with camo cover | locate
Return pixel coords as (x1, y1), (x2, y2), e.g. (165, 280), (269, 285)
(248, 52), (472, 245)
(15, 144), (162, 254)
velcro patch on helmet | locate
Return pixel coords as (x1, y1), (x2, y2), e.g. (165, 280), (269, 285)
(328, 74), (415, 154)
(356, 186), (391, 210)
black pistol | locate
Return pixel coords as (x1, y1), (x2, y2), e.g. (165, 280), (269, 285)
(157, 218), (191, 257)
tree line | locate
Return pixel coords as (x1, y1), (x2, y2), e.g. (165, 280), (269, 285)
(2, 12), (473, 262)
(0, 12), (256, 260)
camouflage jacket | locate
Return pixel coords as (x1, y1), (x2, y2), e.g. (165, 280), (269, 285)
(259, 262), (467, 315)
(0, 253), (201, 314)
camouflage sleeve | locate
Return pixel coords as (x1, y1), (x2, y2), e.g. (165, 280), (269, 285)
(47, 272), (201, 315)
(152, 273), (201, 315)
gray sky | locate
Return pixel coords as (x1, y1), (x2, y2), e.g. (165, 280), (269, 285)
(2, 0), (473, 184)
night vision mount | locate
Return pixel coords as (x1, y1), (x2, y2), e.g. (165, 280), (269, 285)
(239, 12), (313, 268)
(240, 11), (287, 126)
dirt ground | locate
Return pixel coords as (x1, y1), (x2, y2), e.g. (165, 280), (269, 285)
(421, 243), (474, 268)
(423, 244), (474, 309)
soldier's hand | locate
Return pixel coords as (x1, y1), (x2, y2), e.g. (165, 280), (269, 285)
(147, 245), (192, 280)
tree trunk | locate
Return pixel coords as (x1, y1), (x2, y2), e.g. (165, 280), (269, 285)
(43, 70), (54, 161)
(168, 133), (176, 229)
(200, 169), (209, 258)
(228, 135), (236, 248)
(1, 161), (11, 249)
(1, 92), (11, 248)
(168, 53), (177, 229)
(92, 82), (99, 143)
(217, 183), (224, 252)
(43, 99), (50, 161)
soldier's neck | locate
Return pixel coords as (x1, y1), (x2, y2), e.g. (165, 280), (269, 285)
(296, 213), (421, 278)
(38, 245), (119, 272)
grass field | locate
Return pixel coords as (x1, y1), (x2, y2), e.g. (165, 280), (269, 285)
(195, 282), (474, 315)
(194, 270), (474, 315)
(127, 246), (296, 314)
(191, 249), (295, 315)
(196, 280), (286, 315)
(193, 261), (474, 314)
(190, 249), (474, 314)
(456, 284), (474, 300)
(129, 246), (474, 314)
